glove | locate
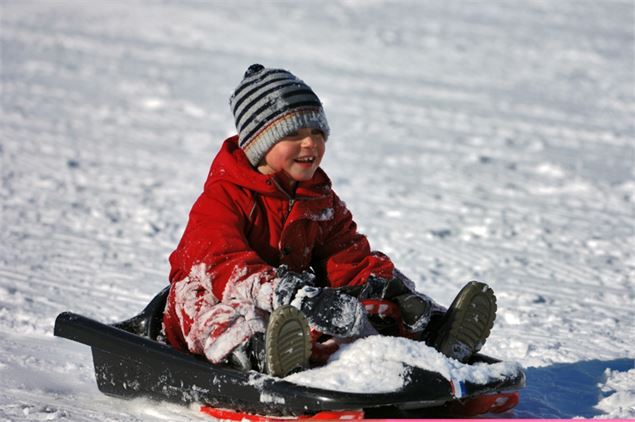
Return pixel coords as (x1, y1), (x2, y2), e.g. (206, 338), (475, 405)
(273, 266), (365, 337)
(343, 274), (412, 300)
(273, 266), (316, 308)
(347, 273), (444, 332)
(295, 286), (366, 337)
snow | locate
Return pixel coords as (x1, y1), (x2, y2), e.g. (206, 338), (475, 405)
(595, 368), (635, 419)
(1, 0), (634, 420)
(305, 207), (334, 222)
(285, 336), (523, 394)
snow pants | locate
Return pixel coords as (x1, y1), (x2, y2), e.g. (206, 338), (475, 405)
(163, 266), (277, 364)
(163, 267), (446, 364)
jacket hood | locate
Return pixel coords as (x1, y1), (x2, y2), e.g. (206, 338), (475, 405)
(204, 136), (332, 199)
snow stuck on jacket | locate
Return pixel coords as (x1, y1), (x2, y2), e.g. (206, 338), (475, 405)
(305, 208), (334, 222)
(1, 1), (634, 420)
(286, 336), (522, 393)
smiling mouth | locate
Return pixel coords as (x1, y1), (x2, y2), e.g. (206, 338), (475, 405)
(294, 156), (316, 164)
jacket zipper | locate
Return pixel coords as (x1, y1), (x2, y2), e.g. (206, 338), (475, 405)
(270, 178), (296, 224)
(282, 198), (295, 225)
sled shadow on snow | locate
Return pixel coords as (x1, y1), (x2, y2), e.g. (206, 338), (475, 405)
(386, 358), (635, 419)
(511, 358), (634, 418)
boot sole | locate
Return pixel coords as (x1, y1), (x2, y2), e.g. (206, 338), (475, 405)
(265, 305), (311, 378)
(434, 281), (497, 362)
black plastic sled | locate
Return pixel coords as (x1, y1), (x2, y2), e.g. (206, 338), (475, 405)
(54, 286), (526, 418)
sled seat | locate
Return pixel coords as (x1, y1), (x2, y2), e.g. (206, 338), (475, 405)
(112, 286), (169, 340)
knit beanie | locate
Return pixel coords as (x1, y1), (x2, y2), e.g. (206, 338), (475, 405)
(229, 64), (330, 166)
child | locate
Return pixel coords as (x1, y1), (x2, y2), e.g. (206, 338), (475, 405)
(163, 64), (497, 377)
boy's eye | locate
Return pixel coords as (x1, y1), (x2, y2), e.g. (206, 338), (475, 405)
(283, 129), (324, 140)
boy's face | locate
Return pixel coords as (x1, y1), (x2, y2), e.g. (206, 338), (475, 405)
(257, 128), (325, 182)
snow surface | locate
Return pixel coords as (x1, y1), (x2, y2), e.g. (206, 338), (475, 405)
(1, 0), (634, 419)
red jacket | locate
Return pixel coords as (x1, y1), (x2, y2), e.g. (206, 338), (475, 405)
(163, 136), (394, 353)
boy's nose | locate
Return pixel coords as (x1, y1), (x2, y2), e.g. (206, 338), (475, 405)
(300, 134), (317, 147)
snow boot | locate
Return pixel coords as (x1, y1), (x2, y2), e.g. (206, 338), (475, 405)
(265, 305), (311, 377)
(393, 293), (432, 331)
(228, 306), (311, 377)
(430, 281), (497, 363)
(228, 332), (267, 373)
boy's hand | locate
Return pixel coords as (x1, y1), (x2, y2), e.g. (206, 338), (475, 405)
(347, 275), (412, 300)
(273, 266), (366, 337)
(294, 286), (366, 337)
(349, 274), (447, 333)
(273, 266), (316, 308)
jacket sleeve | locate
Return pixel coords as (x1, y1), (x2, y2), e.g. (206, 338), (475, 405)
(168, 182), (277, 301)
(164, 182), (280, 361)
(313, 192), (394, 288)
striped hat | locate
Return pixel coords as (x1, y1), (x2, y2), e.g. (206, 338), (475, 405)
(229, 64), (330, 166)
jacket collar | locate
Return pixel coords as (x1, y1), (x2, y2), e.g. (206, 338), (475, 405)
(204, 136), (332, 200)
